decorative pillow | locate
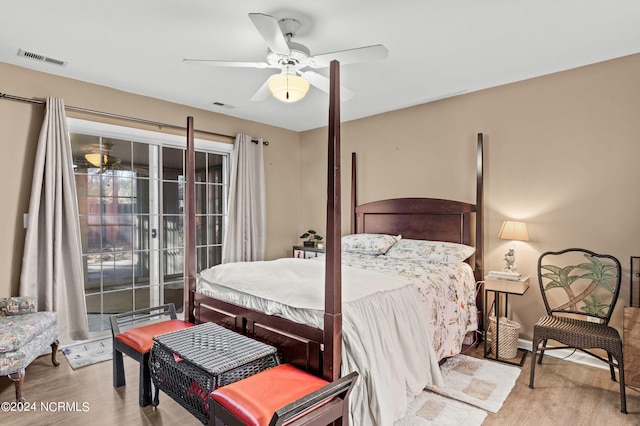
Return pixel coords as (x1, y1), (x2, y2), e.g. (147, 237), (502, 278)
(384, 239), (475, 264)
(0, 297), (37, 316)
(341, 234), (402, 256)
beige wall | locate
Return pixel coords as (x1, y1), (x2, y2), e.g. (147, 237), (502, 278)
(0, 61), (300, 297)
(3, 53), (640, 340)
(299, 53), (640, 339)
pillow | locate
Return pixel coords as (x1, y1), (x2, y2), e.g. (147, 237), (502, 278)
(0, 296), (37, 316)
(341, 233), (401, 256)
(384, 239), (475, 264)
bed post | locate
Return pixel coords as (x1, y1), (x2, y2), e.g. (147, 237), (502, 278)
(184, 116), (196, 323)
(351, 152), (357, 234)
(475, 133), (484, 281)
(324, 60), (342, 382)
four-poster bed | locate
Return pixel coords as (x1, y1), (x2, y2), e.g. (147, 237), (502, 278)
(182, 61), (485, 424)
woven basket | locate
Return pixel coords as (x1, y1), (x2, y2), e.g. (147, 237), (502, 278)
(489, 316), (520, 359)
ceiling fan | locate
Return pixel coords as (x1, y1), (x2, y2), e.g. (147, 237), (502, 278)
(184, 13), (389, 103)
(83, 142), (121, 170)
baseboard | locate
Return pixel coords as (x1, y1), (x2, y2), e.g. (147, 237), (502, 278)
(517, 338), (609, 370)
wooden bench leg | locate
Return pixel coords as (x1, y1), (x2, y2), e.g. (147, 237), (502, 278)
(113, 346), (126, 388)
(139, 352), (152, 407)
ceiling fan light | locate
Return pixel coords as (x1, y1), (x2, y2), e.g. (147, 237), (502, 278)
(268, 74), (309, 103)
(85, 153), (107, 167)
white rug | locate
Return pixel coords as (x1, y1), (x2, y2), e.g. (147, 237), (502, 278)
(430, 353), (521, 413)
(396, 354), (520, 425)
(396, 391), (487, 426)
(62, 337), (112, 369)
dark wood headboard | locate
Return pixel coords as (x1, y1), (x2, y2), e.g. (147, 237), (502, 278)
(354, 197), (475, 245)
(349, 134), (484, 280)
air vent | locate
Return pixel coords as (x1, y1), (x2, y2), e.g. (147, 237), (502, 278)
(18, 49), (67, 67)
(212, 101), (234, 109)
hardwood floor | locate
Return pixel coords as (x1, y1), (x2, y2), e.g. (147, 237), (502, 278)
(0, 345), (637, 425)
(474, 346), (639, 426)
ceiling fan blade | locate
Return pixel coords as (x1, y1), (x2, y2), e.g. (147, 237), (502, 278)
(250, 75), (276, 102)
(301, 71), (355, 101)
(307, 44), (388, 68)
(183, 59), (273, 68)
(248, 13), (290, 56)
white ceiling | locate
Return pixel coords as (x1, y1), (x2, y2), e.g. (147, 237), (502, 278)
(2, 1), (640, 132)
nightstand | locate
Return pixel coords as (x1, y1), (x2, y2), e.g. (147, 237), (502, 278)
(292, 245), (325, 259)
(483, 275), (530, 366)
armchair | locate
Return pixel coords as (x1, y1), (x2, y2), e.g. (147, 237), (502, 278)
(0, 297), (59, 402)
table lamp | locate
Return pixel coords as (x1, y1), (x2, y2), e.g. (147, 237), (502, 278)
(498, 220), (529, 273)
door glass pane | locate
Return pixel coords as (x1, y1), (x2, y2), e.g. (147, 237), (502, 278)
(136, 178), (150, 214)
(134, 252), (150, 287)
(133, 142), (150, 177)
(162, 215), (183, 249)
(135, 215), (150, 251)
(103, 290), (133, 314)
(162, 147), (183, 180)
(163, 182), (183, 214)
(195, 151), (206, 182)
(164, 283), (183, 313)
(209, 215), (223, 244)
(163, 248), (184, 281)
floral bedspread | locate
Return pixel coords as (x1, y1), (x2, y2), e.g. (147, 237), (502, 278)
(339, 253), (478, 359)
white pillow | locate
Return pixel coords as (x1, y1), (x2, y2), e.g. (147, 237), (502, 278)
(384, 239), (475, 264)
(341, 234), (402, 256)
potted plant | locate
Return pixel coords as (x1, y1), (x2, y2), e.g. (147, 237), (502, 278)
(300, 229), (323, 247)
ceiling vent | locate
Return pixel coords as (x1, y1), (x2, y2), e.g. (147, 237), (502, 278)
(17, 49), (67, 67)
(212, 101), (234, 109)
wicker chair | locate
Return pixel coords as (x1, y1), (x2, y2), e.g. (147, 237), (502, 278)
(529, 248), (626, 414)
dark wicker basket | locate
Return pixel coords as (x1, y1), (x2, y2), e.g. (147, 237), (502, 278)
(149, 322), (279, 424)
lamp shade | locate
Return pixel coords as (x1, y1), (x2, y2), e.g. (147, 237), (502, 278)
(498, 220), (529, 242)
(268, 73), (310, 103)
(85, 153), (107, 167)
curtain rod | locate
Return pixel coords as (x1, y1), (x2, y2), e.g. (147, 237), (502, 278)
(0, 92), (269, 145)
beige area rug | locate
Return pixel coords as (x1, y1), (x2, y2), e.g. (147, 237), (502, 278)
(396, 354), (521, 425)
(396, 390), (488, 426)
(62, 337), (112, 369)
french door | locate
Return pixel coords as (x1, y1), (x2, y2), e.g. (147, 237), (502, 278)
(69, 119), (230, 334)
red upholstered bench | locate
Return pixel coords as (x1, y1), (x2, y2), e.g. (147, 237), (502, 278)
(209, 364), (358, 426)
(110, 303), (194, 407)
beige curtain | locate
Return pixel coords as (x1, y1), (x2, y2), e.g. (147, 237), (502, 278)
(222, 134), (266, 263)
(20, 97), (89, 342)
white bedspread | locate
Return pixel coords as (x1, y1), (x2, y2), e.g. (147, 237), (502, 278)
(199, 257), (412, 309)
(196, 256), (477, 425)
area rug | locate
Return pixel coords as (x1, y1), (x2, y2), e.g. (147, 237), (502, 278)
(429, 353), (521, 413)
(62, 337), (112, 369)
(396, 390), (487, 426)
(396, 354), (520, 425)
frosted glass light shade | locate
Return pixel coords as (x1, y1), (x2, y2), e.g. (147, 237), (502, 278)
(269, 74), (310, 103)
(498, 220), (529, 242)
(85, 153), (107, 167)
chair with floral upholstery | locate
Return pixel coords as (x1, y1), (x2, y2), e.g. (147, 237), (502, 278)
(0, 297), (59, 402)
